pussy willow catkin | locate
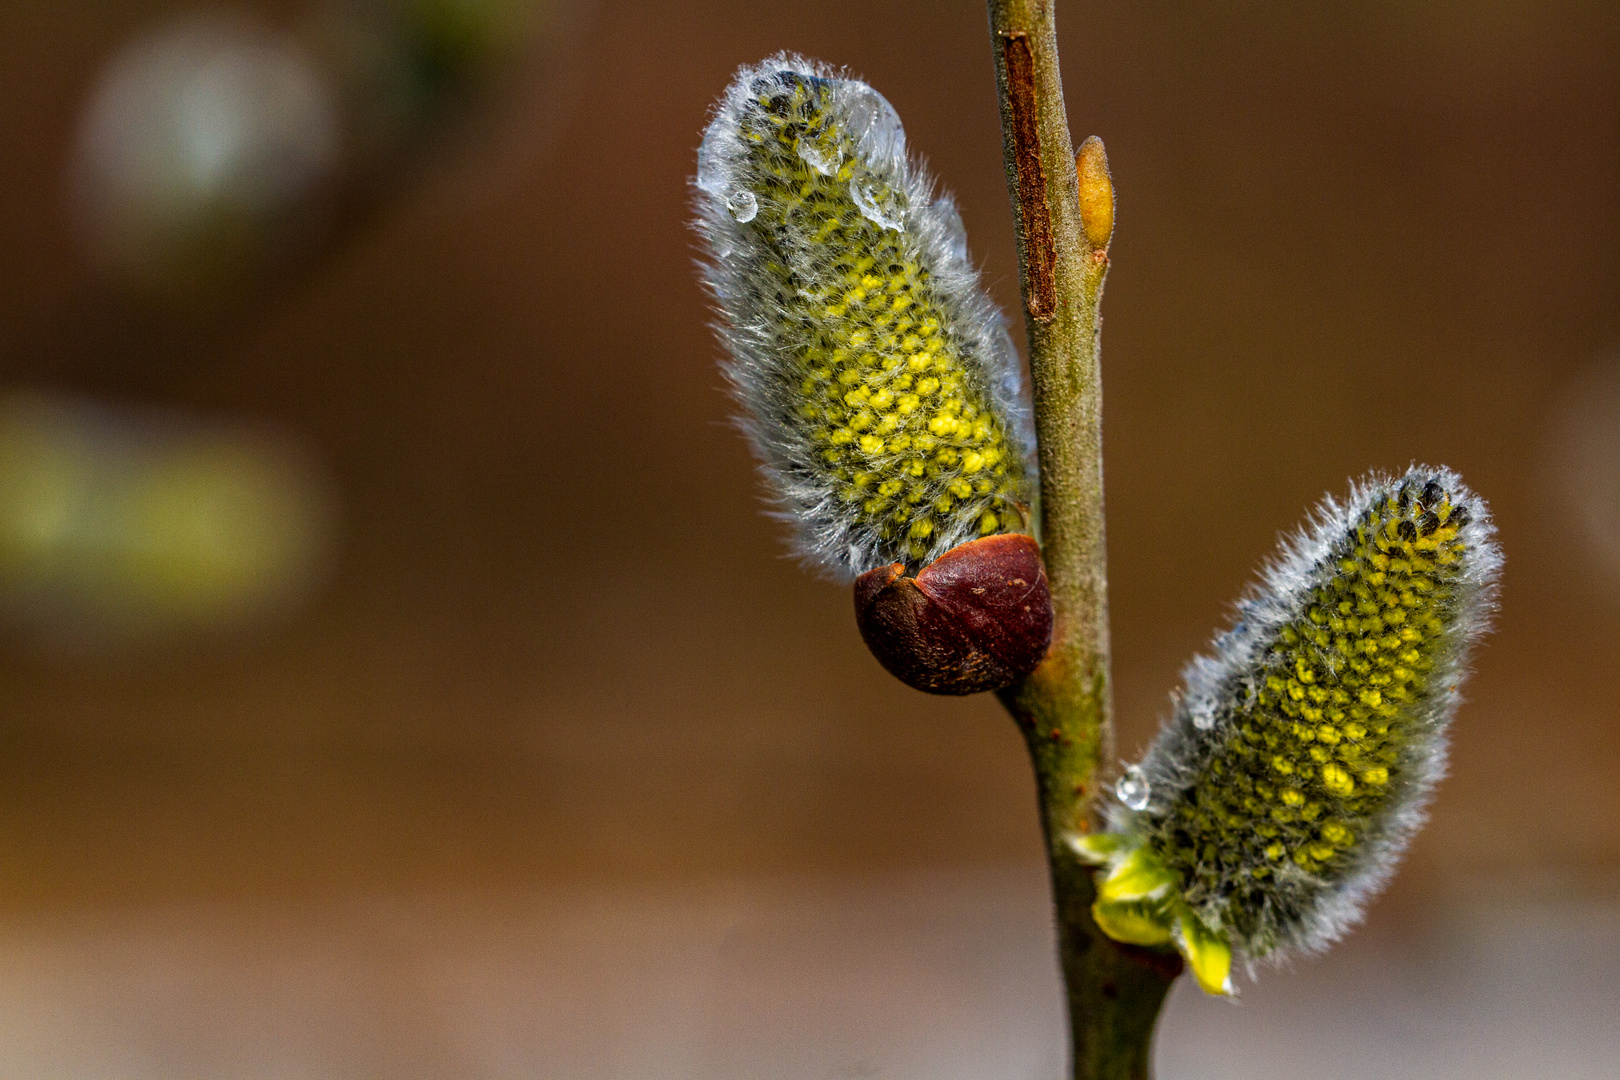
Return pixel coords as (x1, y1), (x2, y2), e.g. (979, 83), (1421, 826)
(1075, 467), (1500, 994)
(694, 55), (1033, 580)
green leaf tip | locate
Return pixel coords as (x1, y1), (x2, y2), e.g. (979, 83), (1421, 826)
(1098, 845), (1178, 903)
(1092, 896), (1175, 949)
(1174, 908), (1234, 996)
(1080, 836), (1235, 993)
(1065, 830), (1134, 865)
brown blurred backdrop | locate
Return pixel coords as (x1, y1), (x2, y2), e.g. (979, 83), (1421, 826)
(0, 1), (1616, 1076)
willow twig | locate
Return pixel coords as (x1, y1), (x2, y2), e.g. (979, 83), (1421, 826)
(986, 3), (1181, 1077)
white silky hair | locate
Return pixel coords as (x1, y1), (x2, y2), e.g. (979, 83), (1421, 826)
(1109, 466), (1502, 964)
(692, 54), (1034, 582)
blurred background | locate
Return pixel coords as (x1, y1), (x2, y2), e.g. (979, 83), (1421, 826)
(0, 1), (1616, 1076)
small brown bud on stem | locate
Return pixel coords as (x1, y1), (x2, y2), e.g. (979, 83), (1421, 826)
(853, 533), (1054, 695)
(1076, 135), (1114, 252)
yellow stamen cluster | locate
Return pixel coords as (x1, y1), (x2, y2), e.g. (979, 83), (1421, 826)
(1158, 479), (1471, 934)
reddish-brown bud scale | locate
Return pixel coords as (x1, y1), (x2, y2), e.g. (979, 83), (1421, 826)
(853, 533), (1054, 695)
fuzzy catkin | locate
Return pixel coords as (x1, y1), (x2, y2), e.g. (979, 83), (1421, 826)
(694, 55), (1033, 581)
(1094, 467), (1500, 976)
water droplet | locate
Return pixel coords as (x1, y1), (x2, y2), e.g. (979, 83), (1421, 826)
(849, 178), (905, 232)
(695, 128), (728, 194)
(936, 197), (969, 262)
(1116, 765), (1151, 811)
(725, 189), (757, 223)
(843, 83), (906, 172)
(1190, 702), (1216, 732)
(797, 139), (837, 176)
